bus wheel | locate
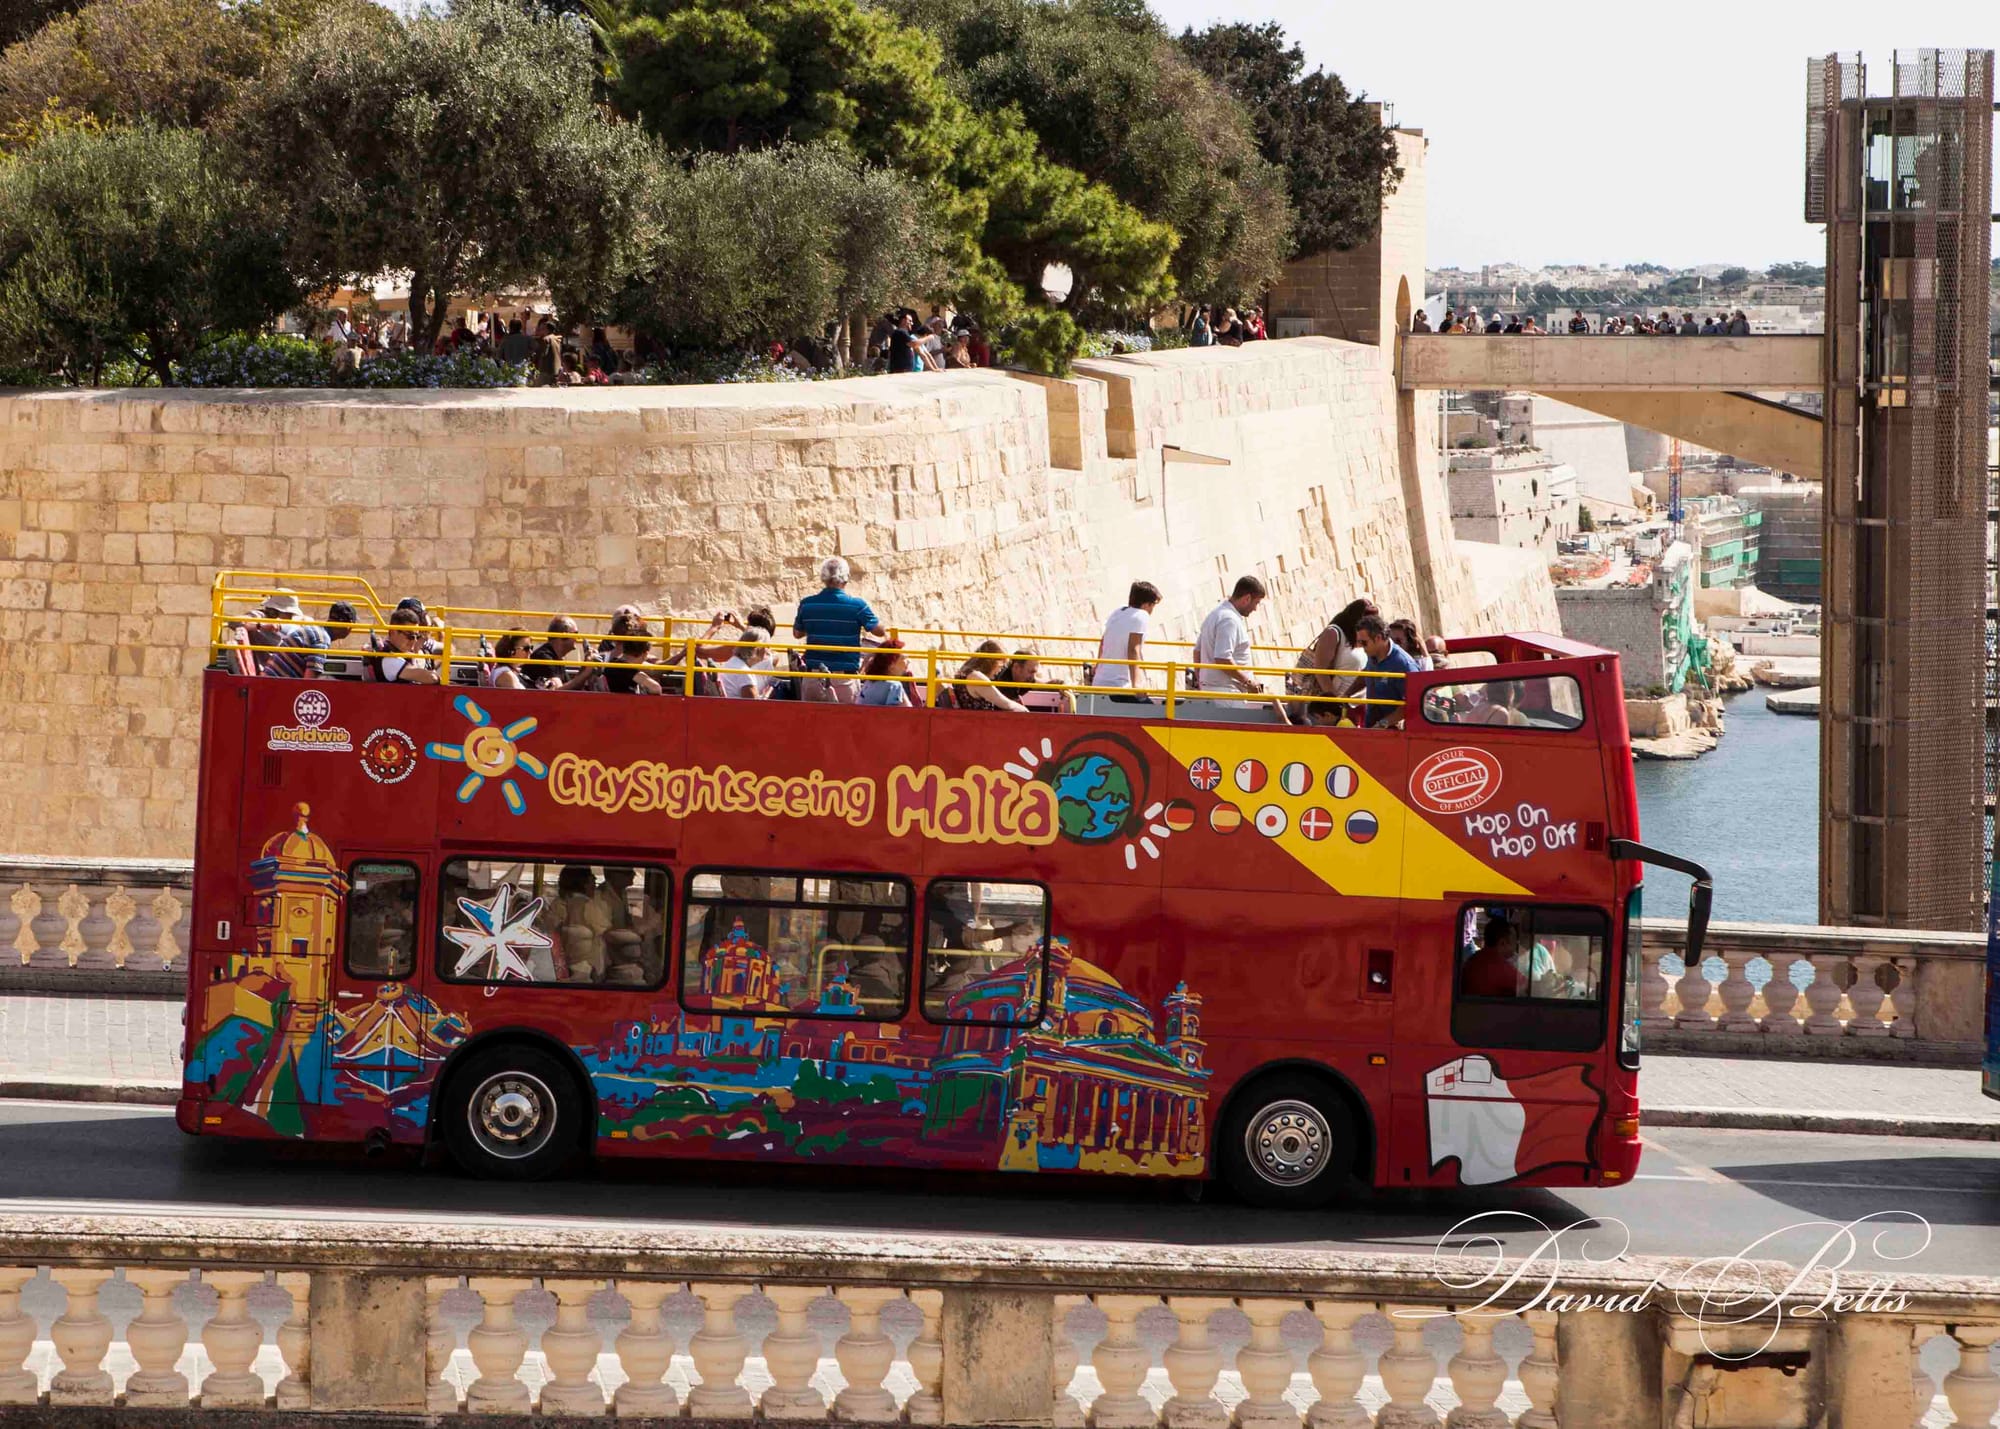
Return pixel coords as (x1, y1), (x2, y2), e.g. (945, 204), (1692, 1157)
(1220, 1077), (1355, 1209)
(443, 1046), (581, 1181)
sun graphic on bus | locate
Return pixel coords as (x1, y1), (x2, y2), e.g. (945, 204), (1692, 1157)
(424, 695), (547, 815)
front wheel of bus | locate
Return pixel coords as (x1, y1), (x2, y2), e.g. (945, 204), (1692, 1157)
(1220, 1078), (1356, 1209)
(443, 1047), (582, 1181)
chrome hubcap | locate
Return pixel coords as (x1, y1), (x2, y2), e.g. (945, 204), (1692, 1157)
(470, 1071), (555, 1160)
(1248, 1100), (1329, 1186)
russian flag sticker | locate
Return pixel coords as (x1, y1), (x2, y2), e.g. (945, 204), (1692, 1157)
(1279, 761), (1311, 796)
(1234, 759), (1267, 793)
(1326, 765), (1358, 799)
(1345, 810), (1379, 844)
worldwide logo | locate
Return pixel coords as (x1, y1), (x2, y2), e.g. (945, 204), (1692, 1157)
(267, 688), (352, 753)
(293, 689), (331, 728)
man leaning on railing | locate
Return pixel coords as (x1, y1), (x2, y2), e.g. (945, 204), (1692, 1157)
(1194, 575), (1291, 724)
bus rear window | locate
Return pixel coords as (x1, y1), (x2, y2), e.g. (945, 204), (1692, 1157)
(1423, 674), (1585, 730)
(682, 871), (910, 1019)
(438, 858), (668, 988)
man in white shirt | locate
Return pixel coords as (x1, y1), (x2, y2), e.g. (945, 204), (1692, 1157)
(1194, 576), (1286, 719)
(1090, 580), (1161, 703)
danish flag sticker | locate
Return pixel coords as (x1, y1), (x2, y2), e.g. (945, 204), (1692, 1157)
(1298, 806), (1334, 842)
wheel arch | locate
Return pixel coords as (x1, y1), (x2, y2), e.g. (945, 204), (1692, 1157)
(427, 1026), (599, 1151)
(1212, 1059), (1378, 1183)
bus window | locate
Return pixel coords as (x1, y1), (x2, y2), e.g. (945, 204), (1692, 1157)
(682, 870), (910, 1019)
(1452, 904), (1608, 1052)
(437, 858), (668, 987)
(922, 880), (1048, 1024)
(1422, 674), (1585, 730)
(345, 861), (418, 980)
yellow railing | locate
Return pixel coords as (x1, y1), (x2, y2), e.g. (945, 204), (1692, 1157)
(207, 571), (1408, 722)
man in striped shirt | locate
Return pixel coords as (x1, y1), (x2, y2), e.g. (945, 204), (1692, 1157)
(251, 590), (331, 679)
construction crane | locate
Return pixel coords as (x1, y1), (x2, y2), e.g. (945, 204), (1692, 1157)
(1667, 436), (1684, 545)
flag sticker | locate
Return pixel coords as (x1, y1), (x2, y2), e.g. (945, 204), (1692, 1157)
(1209, 805), (1243, 834)
(1299, 806), (1334, 842)
(1234, 759), (1267, 794)
(1345, 810), (1379, 844)
(1279, 761), (1311, 796)
(1326, 765), (1358, 799)
(1164, 800), (1197, 832)
(1254, 804), (1287, 838)
(1188, 757), (1222, 791)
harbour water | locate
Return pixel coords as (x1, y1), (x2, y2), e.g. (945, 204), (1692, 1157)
(1631, 688), (1819, 925)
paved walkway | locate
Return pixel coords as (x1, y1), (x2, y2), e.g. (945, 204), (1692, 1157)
(2, 995), (1995, 1135)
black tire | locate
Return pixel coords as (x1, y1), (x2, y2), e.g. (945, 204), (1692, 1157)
(442, 1045), (584, 1181)
(1218, 1074), (1357, 1209)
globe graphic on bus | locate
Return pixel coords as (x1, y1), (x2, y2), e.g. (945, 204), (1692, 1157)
(1050, 752), (1134, 843)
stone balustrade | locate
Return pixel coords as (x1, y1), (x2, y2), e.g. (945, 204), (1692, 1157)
(0, 1211), (1996, 1425)
(1640, 917), (1987, 1065)
(0, 857), (191, 990)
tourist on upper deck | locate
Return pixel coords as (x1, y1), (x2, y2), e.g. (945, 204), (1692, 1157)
(1195, 575), (1287, 720)
(953, 640), (1030, 713)
(1410, 310), (1431, 334)
(999, 647), (1072, 714)
(370, 607), (440, 685)
(1293, 598), (1375, 724)
(697, 609), (777, 699)
(489, 631), (534, 689)
(1389, 617), (1432, 671)
(529, 615), (593, 691)
(249, 590), (330, 679)
(794, 556), (884, 704)
(1355, 614), (1416, 729)
(859, 638), (917, 707)
(324, 601), (359, 649)
(598, 607), (662, 695)
(1425, 635), (1450, 670)
(1090, 581), (1161, 703)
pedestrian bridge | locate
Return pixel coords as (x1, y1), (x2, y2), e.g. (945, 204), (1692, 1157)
(1398, 333), (1824, 477)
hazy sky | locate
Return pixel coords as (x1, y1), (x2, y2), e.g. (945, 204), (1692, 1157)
(1147, 0), (1998, 270)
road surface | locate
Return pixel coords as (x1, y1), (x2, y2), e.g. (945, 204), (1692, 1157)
(1, 1101), (1994, 1277)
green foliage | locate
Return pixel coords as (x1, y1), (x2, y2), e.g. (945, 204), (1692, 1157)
(1764, 261), (1825, 286)
(1716, 266), (1750, 287)
(1003, 307), (1083, 376)
(0, 123), (297, 384)
(235, 0), (658, 347)
(176, 331), (330, 386)
(1177, 19), (1399, 259)
(344, 348), (531, 389)
(888, 0), (1283, 305)
(1577, 506), (1596, 533)
(615, 143), (944, 352)
(0, 0), (81, 49)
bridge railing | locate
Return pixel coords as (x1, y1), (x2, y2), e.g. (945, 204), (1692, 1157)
(0, 1210), (1994, 1424)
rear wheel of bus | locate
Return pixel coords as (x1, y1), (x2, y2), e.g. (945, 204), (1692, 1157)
(442, 1045), (584, 1181)
(1219, 1075), (1358, 1209)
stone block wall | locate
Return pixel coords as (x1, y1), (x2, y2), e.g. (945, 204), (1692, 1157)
(2, 336), (1559, 861)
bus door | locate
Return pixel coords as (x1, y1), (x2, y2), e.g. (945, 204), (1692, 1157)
(1393, 663), (1616, 1187)
(321, 853), (452, 1138)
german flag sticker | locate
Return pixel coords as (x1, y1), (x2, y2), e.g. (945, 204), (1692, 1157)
(1209, 805), (1243, 834)
(1164, 800), (1197, 832)
(1345, 810), (1379, 844)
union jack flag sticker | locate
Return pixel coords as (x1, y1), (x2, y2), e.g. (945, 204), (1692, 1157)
(1188, 757), (1223, 791)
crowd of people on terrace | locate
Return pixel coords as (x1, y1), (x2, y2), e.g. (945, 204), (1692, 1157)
(228, 560), (1549, 728)
(1411, 307), (1754, 336)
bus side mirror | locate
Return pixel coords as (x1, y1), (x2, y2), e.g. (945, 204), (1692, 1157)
(1608, 838), (1714, 967)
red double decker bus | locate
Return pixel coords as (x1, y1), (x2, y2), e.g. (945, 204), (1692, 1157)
(179, 575), (1709, 1206)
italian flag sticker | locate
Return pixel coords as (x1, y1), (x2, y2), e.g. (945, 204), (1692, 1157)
(1279, 761), (1310, 796)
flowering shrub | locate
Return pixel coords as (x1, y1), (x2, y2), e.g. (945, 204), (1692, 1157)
(176, 334), (332, 388)
(344, 348), (532, 389)
(1076, 329), (1156, 358)
(634, 353), (832, 385)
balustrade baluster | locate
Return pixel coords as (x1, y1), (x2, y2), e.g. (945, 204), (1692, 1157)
(1714, 949), (1759, 1033)
(833, 1285), (902, 1423)
(538, 1278), (608, 1416)
(1940, 1325), (2000, 1427)
(613, 1280), (679, 1418)
(427, 1278), (462, 1413)
(1638, 944), (1674, 1029)
(0, 1268), (36, 1405)
(1374, 1308), (1441, 1429)
(48, 1268), (116, 1405)
(1515, 1311), (1558, 1429)
(1231, 1299), (1300, 1429)
(1801, 954), (1848, 1035)
(1760, 951), (1804, 1034)
(760, 1284), (829, 1420)
(105, 885), (137, 967)
(1160, 1295), (1231, 1429)
(1846, 953), (1891, 1037)
(1304, 1302), (1369, 1429)
(464, 1276), (535, 1415)
(74, 886), (114, 969)
(1672, 947), (1716, 1030)
(275, 1271), (311, 1410)
(1910, 1323), (1943, 1429)
(686, 1282), (754, 1419)
(1887, 955), (1919, 1039)
(1443, 1316), (1508, 1429)
(54, 884), (89, 966)
(1052, 1295), (1086, 1429)
(1086, 1293), (1158, 1429)
(200, 1269), (268, 1408)
(905, 1289), (944, 1427)
(152, 886), (188, 969)
(123, 1268), (193, 1407)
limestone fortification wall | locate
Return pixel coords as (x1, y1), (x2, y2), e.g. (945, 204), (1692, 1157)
(0, 337), (1555, 860)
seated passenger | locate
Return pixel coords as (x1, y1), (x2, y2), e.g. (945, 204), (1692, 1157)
(1354, 614), (1416, 728)
(325, 601), (359, 649)
(1475, 680), (1531, 727)
(549, 865), (607, 981)
(250, 590), (331, 679)
(530, 616), (591, 690)
(998, 648), (1072, 713)
(954, 640), (1029, 712)
(859, 638), (918, 707)
(368, 608), (440, 685)
(489, 630), (533, 689)
(598, 607), (662, 695)
(1461, 915), (1525, 998)
(696, 610), (776, 699)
